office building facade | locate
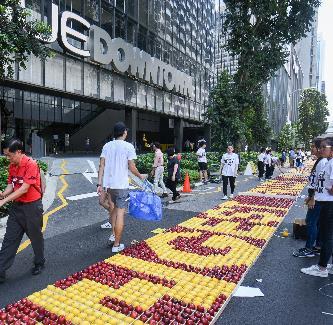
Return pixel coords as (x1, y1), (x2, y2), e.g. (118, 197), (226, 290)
(0, 0), (215, 155)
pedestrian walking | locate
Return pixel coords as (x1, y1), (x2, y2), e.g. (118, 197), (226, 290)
(220, 145), (239, 200)
(264, 149), (272, 179)
(0, 138), (45, 284)
(289, 148), (295, 168)
(196, 140), (208, 184)
(257, 148), (266, 181)
(301, 137), (333, 277)
(166, 147), (181, 201)
(97, 122), (145, 253)
(293, 138), (325, 258)
(151, 142), (168, 198)
(280, 149), (287, 167)
(295, 148), (305, 172)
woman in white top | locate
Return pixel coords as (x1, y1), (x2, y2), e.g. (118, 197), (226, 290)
(220, 145), (239, 200)
(196, 140), (208, 184)
(257, 147), (266, 181)
(301, 137), (333, 277)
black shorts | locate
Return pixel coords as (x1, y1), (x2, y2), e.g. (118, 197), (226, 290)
(198, 162), (208, 171)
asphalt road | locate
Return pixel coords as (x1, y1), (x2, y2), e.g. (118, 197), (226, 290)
(1, 157), (332, 325)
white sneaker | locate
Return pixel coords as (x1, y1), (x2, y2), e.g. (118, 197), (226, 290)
(101, 221), (112, 229)
(108, 234), (115, 242)
(112, 244), (125, 253)
(327, 264), (333, 275)
(229, 194), (234, 199)
(301, 265), (328, 277)
(222, 195), (228, 200)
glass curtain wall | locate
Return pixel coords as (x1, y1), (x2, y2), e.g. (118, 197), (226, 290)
(16, 0), (216, 123)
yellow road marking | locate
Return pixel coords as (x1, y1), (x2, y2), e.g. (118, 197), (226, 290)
(17, 160), (69, 253)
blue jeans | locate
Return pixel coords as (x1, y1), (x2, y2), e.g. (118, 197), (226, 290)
(305, 201), (321, 249)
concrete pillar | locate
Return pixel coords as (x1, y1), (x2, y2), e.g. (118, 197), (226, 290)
(174, 118), (184, 152)
(203, 124), (211, 151)
(125, 108), (137, 147)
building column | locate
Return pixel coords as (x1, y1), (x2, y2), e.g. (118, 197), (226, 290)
(174, 118), (184, 152)
(125, 108), (137, 147)
(203, 124), (211, 151)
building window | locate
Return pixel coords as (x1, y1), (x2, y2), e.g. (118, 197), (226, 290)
(127, 19), (138, 46)
(127, 0), (138, 19)
(84, 64), (98, 98)
(45, 53), (64, 90)
(101, 6), (114, 38)
(100, 70), (113, 101)
(115, 11), (126, 39)
(19, 54), (42, 86)
(113, 75), (125, 103)
(66, 57), (83, 94)
(139, 0), (148, 26)
(85, 0), (99, 22)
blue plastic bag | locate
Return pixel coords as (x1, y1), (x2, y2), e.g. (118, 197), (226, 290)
(129, 190), (162, 221)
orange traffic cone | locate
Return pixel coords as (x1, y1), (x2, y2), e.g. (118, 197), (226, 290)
(182, 172), (192, 193)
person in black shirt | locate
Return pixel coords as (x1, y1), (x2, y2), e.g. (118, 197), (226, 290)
(166, 147), (181, 201)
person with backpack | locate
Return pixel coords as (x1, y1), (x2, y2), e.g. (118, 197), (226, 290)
(0, 138), (45, 284)
(166, 147), (181, 201)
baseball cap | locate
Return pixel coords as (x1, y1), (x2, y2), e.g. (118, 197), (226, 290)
(114, 122), (128, 137)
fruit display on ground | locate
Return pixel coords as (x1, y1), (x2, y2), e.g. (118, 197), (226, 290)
(0, 173), (308, 324)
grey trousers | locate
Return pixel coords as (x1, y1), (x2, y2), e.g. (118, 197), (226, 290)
(0, 199), (44, 275)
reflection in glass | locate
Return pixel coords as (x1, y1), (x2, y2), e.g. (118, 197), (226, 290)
(84, 64), (98, 98)
(101, 6), (113, 38)
(127, 19), (138, 46)
(127, 0), (138, 19)
(45, 53), (64, 90)
(155, 90), (163, 112)
(125, 79), (137, 106)
(19, 54), (42, 85)
(137, 84), (146, 108)
(115, 11), (126, 38)
(100, 70), (113, 101)
(66, 58), (82, 94)
(114, 76), (125, 103)
(85, 0), (99, 22)
(139, 0), (148, 26)
(147, 86), (155, 110)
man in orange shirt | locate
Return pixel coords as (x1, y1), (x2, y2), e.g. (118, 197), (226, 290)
(0, 138), (44, 284)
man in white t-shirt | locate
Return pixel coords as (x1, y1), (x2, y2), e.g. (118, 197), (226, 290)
(196, 140), (208, 184)
(301, 138), (333, 277)
(220, 145), (239, 200)
(97, 122), (145, 253)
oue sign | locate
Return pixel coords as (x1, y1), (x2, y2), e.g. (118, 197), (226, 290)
(22, 1), (194, 98)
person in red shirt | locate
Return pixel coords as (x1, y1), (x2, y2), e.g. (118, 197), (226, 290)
(0, 138), (44, 284)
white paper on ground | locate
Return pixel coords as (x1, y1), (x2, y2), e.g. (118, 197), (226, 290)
(233, 286), (264, 297)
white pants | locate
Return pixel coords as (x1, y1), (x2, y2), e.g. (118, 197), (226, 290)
(154, 166), (167, 193)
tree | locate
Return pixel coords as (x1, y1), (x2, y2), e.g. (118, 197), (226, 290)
(210, 0), (321, 148)
(205, 71), (246, 153)
(298, 88), (329, 149)
(277, 123), (299, 151)
(0, 0), (51, 80)
(223, 0), (321, 89)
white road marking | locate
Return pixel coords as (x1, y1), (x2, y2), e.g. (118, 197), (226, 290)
(66, 186), (137, 201)
(82, 160), (98, 184)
